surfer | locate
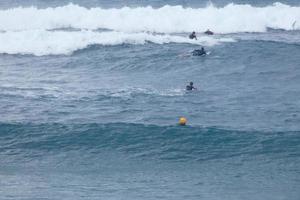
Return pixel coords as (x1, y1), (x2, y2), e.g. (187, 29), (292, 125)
(189, 31), (197, 40)
(204, 29), (214, 35)
(192, 47), (206, 56)
(186, 82), (197, 91)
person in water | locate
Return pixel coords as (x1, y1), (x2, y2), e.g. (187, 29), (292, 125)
(189, 31), (197, 40)
(204, 29), (214, 35)
(186, 82), (197, 91)
(192, 47), (206, 56)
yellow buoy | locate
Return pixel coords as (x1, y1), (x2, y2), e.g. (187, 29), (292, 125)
(179, 117), (187, 126)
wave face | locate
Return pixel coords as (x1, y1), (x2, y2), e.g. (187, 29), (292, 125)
(1, 3), (300, 55)
(1, 123), (299, 163)
(0, 3), (300, 33)
(1, 2), (300, 199)
(0, 30), (233, 56)
(1, 122), (299, 199)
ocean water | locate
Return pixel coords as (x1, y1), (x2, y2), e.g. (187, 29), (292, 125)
(0, 0), (300, 199)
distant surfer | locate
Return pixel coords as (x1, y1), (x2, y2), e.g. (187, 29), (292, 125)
(186, 82), (197, 91)
(192, 47), (206, 56)
(204, 29), (214, 35)
(189, 31), (197, 40)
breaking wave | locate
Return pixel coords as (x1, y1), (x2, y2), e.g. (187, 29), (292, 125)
(1, 2), (299, 55)
(0, 3), (299, 33)
(0, 30), (233, 56)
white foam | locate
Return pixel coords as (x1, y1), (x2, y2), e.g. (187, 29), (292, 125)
(0, 30), (234, 56)
(0, 3), (300, 33)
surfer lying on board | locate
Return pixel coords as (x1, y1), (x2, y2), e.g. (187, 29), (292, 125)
(192, 47), (206, 56)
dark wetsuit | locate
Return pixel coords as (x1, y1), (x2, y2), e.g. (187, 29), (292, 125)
(189, 33), (197, 40)
(204, 30), (214, 35)
(186, 85), (195, 90)
(192, 49), (206, 56)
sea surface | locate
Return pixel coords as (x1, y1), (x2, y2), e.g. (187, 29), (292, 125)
(0, 0), (300, 199)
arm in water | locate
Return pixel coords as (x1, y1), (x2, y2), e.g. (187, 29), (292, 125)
(186, 82), (197, 91)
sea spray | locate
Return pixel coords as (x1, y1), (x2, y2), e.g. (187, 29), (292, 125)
(0, 3), (299, 33)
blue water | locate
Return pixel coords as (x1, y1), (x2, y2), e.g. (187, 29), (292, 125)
(1, 0), (300, 199)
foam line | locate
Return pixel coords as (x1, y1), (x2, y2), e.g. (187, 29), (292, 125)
(0, 3), (299, 33)
(0, 30), (234, 56)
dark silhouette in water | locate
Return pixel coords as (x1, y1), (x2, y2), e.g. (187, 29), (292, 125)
(204, 29), (214, 35)
(192, 47), (206, 56)
(189, 31), (197, 40)
(186, 82), (197, 91)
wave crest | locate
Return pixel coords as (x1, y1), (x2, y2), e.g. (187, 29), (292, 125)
(0, 30), (233, 56)
(0, 3), (300, 33)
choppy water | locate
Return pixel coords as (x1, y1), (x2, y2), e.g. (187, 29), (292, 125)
(0, 0), (300, 199)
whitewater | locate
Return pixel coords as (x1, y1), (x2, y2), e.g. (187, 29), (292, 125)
(0, 30), (234, 55)
(0, 3), (300, 55)
(1, 3), (300, 32)
(0, 1), (300, 200)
